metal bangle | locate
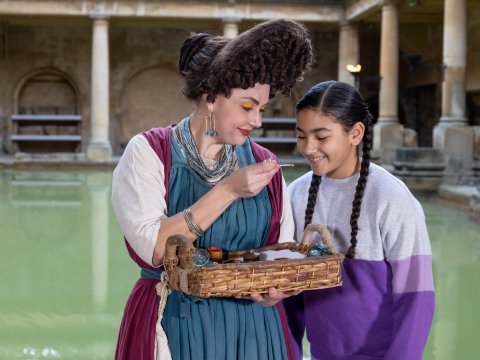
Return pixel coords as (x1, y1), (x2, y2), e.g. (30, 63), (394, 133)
(183, 207), (204, 237)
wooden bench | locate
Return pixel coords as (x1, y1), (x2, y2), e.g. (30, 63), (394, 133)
(251, 137), (296, 144)
(11, 134), (82, 142)
(10, 114), (82, 152)
(11, 114), (82, 124)
(252, 117), (297, 153)
(261, 117), (296, 125)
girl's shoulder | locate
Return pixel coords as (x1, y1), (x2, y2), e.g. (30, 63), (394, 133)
(368, 163), (412, 194)
(367, 163), (422, 212)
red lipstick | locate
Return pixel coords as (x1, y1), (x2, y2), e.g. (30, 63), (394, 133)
(238, 128), (251, 137)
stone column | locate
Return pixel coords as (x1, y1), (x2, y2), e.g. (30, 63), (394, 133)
(338, 22), (359, 87)
(373, 1), (404, 156)
(223, 19), (239, 39)
(433, 0), (474, 185)
(87, 16), (112, 160)
(433, 0), (469, 150)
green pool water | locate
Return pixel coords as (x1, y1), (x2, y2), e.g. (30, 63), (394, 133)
(0, 169), (478, 359)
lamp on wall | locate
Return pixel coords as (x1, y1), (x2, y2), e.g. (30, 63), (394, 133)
(347, 64), (362, 89)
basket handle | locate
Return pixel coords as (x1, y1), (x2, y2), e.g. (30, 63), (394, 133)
(164, 234), (196, 294)
(164, 234), (196, 269)
(300, 223), (337, 254)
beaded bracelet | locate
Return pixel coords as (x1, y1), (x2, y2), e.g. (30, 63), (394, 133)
(183, 207), (204, 237)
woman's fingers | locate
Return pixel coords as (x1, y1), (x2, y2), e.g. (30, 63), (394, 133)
(250, 287), (292, 306)
(245, 161), (280, 187)
(239, 288), (303, 306)
(223, 159), (279, 198)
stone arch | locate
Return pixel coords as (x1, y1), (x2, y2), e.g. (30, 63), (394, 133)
(11, 68), (82, 153)
(14, 68), (81, 115)
(116, 66), (192, 151)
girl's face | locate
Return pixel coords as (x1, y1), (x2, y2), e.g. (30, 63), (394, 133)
(208, 83), (270, 145)
(296, 109), (364, 179)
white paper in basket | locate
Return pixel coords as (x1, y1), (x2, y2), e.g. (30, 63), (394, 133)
(259, 249), (306, 261)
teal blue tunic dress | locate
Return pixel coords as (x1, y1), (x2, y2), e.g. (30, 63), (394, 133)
(161, 135), (288, 360)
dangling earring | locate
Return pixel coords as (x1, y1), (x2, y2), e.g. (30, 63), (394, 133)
(204, 110), (217, 136)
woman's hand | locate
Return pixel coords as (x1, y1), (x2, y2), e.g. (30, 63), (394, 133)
(249, 288), (302, 307)
(220, 159), (280, 199)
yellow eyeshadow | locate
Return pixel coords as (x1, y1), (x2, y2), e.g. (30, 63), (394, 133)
(241, 102), (254, 109)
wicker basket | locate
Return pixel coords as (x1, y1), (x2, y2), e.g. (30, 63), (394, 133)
(163, 223), (344, 298)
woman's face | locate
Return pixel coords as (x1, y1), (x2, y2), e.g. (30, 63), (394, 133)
(296, 109), (363, 179)
(209, 83), (270, 145)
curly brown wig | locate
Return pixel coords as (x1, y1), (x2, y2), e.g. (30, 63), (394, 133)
(178, 19), (313, 102)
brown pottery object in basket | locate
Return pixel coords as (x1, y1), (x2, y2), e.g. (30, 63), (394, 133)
(163, 223), (344, 298)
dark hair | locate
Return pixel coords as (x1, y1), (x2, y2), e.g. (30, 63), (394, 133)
(178, 19), (313, 102)
(297, 80), (373, 259)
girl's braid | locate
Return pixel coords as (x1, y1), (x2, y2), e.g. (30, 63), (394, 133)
(304, 174), (321, 230)
(347, 112), (373, 258)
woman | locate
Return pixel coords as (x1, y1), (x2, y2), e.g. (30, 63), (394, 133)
(112, 19), (313, 360)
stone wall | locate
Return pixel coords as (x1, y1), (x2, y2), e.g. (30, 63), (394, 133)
(0, 23), (91, 153)
(0, 20), (337, 155)
(109, 26), (192, 153)
(107, 25), (338, 153)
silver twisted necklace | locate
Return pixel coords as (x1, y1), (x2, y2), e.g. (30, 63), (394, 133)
(173, 117), (237, 185)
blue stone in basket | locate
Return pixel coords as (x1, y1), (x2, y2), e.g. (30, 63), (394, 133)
(307, 243), (331, 257)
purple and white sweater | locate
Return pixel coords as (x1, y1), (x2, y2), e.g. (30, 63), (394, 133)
(284, 163), (435, 360)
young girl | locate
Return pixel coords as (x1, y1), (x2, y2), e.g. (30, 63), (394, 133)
(284, 81), (435, 360)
